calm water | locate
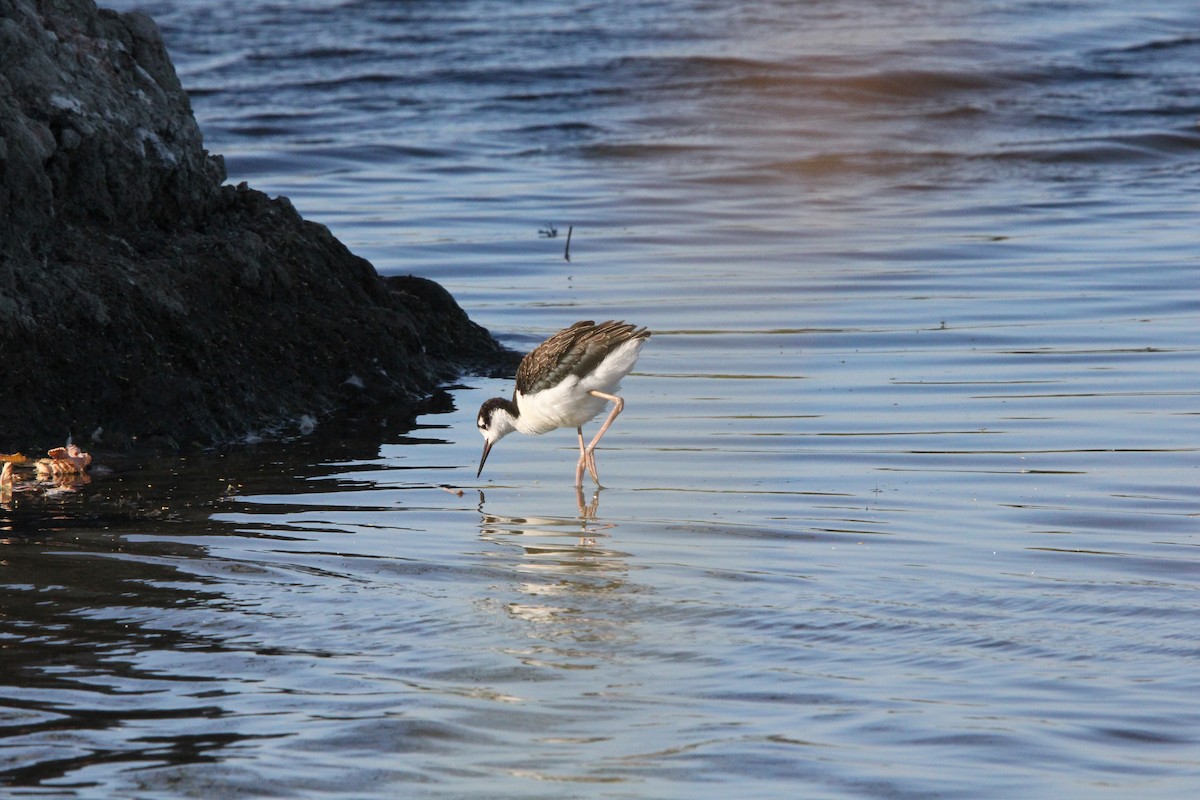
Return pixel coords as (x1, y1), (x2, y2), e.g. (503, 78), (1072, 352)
(4, 0), (1200, 797)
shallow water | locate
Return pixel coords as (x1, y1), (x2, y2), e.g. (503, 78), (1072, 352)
(4, 0), (1200, 797)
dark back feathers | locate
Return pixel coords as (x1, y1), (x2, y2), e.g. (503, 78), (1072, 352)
(515, 320), (650, 396)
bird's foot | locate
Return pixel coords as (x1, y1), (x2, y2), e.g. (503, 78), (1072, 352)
(576, 449), (602, 487)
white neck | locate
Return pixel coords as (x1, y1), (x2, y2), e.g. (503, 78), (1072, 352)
(488, 404), (520, 441)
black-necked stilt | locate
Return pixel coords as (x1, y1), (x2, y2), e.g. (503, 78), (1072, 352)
(475, 320), (650, 487)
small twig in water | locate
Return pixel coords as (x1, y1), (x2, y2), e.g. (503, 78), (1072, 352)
(538, 223), (558, 238)
(564, 225), (573, 262)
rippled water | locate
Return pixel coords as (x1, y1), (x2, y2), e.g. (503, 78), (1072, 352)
(4, 0), (1200, 797)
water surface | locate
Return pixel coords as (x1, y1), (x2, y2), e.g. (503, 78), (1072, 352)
(3, 0), (1199, 797)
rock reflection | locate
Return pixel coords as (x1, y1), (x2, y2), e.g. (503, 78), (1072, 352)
(0, 534), (254, 789)
(0, 407), (439, 791)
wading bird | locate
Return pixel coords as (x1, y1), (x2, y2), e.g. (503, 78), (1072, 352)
(475, 320), (650, 487)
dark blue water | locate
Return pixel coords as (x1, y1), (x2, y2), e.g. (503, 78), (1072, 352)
(3, 1), (1199, 797)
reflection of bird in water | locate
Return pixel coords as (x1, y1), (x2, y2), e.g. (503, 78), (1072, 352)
(576, 486), (601, 522)
(476, 488), (611, 545)
(475, 491), (632, 660)
(475, 320), (650, 487)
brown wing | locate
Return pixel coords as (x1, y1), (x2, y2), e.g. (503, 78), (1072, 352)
(515, 320), (649, 396)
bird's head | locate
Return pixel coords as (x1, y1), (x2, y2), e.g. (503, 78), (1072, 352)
(476, 397), (518, 478)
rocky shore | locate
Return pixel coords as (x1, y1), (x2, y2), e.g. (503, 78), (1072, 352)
(0, 0), (514, 451)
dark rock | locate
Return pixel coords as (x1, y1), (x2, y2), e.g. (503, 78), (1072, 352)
(0, 0), (517, 451)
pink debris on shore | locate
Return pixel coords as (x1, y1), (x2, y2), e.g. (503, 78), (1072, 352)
(35, 444), (93, 479)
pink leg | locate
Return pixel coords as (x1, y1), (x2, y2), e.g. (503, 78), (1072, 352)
(585, 445), (598, 485)
(575, 427), (588, 487)
(575, 424), (601, 486)
(580, 390), (624, 487)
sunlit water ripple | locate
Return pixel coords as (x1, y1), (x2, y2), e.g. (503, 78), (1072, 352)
(3, 0), (1199, 797)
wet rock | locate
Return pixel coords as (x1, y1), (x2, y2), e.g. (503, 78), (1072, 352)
(0, 0), (516, 451)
